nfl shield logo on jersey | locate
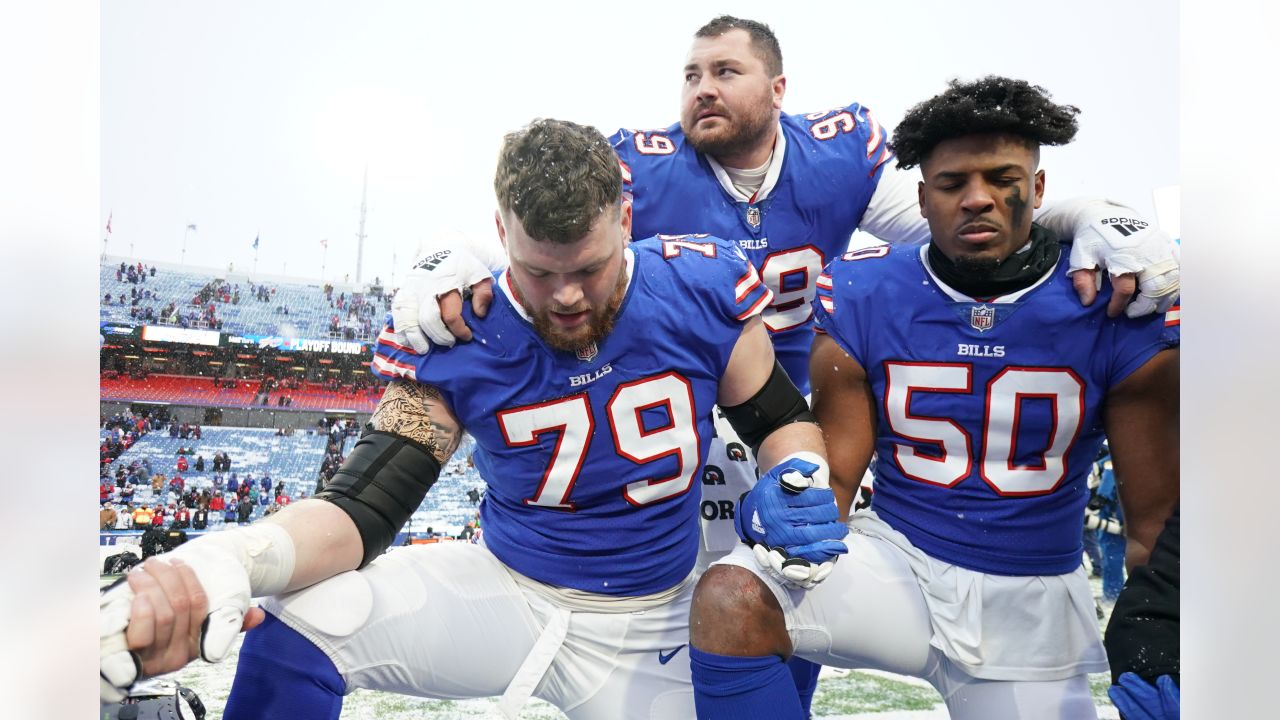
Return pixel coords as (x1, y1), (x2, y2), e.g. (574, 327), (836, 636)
(576, 342), (598, 362)
(969, 305), (995, 332)
(746, 206), (761, 229)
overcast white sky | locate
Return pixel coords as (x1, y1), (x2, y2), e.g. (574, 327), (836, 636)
(102, 0), (1178, 287)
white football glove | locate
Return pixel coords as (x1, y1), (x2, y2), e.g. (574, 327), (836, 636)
(100, 547), (251, 702)
(391, 248), (493, 354)
(750, 543), (839, 591)
(100, 524), (294, 703)
(1068, 216), (1180, 318)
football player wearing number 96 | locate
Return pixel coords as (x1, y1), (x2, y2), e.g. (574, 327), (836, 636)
(101, 118), (842, 719)
(395, 20), (1182, 710)
(688, 77), (1179, 720)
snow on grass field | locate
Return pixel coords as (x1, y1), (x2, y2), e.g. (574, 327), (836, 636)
(105, 577), (1123, 718)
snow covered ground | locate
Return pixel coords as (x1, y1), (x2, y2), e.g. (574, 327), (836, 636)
(119, 576), (1122, 719)
(144, 649), (1120, 719)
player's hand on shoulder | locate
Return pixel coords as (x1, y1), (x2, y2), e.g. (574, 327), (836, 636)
(391, 248), (495, 353)
(735, 452), (848, 590)
(100, 549), (261, 703)
(1068, 217), (1180, 318)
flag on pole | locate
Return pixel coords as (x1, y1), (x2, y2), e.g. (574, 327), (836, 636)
(106, 212), (113, 234)
(187, 223), (197, 232)
(253, 234), (260, 250)
(320, 238), (328, 249)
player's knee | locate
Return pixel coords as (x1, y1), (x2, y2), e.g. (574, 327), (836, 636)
(690, 565), (789, 657)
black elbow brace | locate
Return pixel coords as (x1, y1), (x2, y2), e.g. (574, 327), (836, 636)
(720, 360), (816, 457)
(316, 428), (442, 568)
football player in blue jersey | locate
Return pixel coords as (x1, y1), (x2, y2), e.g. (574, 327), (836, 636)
(686, 77), (1180, 720)
(390, 19), (1181, 711)
(100, 119), (846, 720)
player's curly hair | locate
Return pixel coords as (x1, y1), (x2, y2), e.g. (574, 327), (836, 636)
(891, 76), (1080, 169)
(494, 118), (622, 244)
(695, 16), (783, 77)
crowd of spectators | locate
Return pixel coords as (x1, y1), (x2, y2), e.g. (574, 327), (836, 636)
(113, 261), (155, 284)
(102, 255), (397, 343)
(100, 410), (157, 466)
(99, 426), (313, 535)
(324, 284), (385, 339)
(314, 417), (357, 493)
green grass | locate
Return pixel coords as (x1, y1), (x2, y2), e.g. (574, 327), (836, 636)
(812, 671), (943, 714)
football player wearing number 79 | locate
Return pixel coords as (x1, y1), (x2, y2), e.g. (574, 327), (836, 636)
(101, 118), (846, 719)
(688, 76), (1180, 720)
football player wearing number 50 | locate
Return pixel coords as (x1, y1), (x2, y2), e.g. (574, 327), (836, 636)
(102, 118), (844, 720)
(393, 21), (1182, 711)
(688, 76), (1179, 720)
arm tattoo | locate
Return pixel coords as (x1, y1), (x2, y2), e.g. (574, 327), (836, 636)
(371, 380), (463, 464)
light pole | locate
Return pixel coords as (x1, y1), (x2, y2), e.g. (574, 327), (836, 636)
(183, 223), (196, 265)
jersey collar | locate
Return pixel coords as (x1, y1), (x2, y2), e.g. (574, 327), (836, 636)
(498, 246), (636, 324)
(919, 244), (1058, 304)
(704, 122), (786, 205)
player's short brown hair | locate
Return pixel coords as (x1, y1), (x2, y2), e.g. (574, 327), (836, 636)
(695, 15), (783, 77)
(493, 118), (622, 244)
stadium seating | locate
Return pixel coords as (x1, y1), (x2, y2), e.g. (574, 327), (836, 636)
(100, 260), (388, 341)
(104, 427), (332, 526)
(103, 426), (482, 534)
(100, 374), (379, 412)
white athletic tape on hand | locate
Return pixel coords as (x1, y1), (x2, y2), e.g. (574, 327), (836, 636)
(99, 523), (295, 702)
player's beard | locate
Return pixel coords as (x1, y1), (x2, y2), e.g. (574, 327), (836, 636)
(524, 266), (629, 353)
(683, 89), (776, 163)
(953, 254), (1001, 279)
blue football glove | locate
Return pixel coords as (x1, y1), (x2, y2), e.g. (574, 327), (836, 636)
(736, 452), (848, 589)
(1107, 672), (1180, 720)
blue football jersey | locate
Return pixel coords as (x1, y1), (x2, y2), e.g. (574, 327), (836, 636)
(610, 103), (892, 393)
(371, 236), (771, 595)
(813, 241), (1180, 576)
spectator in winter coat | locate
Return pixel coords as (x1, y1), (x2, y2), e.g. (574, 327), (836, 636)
(132, 505), (153, 528)
(100, 504), (118, 530)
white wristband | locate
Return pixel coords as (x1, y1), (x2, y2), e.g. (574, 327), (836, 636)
(775, 451), (831, 489)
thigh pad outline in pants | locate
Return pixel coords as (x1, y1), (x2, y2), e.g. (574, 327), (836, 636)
(263, 543), (541, 700)
(930, 655), (1098, 720)
(719, 530), (934, 676)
